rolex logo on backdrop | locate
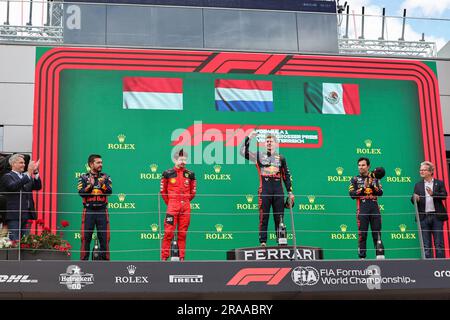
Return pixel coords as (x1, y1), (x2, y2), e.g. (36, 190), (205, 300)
(74, 233), (98, 240)
(386, 167), (411, 183)
(190, 202), (200, 210)
(330, 224), (357, 240)
(140, 223), (162, 240)
(107, 134), (136, 150)
(108, 193), (136, 209)
(205, 224), (233, 240)
(298, 195), (326, 212)
(390, 224), (416, 240)
(327, 166), (351, 182)
(140, 163), (162, 180)
(75, 163), (90, 178)
(236, 195), (259, 211)
(356, 139), (382, 155)
(203, 164), (232, 181)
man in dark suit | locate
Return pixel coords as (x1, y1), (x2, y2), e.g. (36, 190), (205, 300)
(0, 154), (41, 241)
(411, 161), (448, 258)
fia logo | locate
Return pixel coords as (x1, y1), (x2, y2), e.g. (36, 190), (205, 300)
(291, 266), (320, 286)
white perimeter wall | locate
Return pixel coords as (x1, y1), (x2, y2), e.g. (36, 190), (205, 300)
(0, 44), (35, 153)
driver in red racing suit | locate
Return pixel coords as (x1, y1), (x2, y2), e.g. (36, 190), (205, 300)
(160, 150), (196, 261)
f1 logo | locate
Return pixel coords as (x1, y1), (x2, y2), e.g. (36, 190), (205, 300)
(227, 268), (291, 286)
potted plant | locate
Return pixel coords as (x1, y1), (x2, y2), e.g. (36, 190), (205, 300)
(0, 237), (17, 260)
(19, 219), (72, 260)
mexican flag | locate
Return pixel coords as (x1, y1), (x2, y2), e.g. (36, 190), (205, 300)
(304, 82), (360, 114)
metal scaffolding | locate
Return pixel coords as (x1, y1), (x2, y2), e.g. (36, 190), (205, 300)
(0, 1), (443, 58)
(0, 0), (63, 44)
(338, 39), (436, 58)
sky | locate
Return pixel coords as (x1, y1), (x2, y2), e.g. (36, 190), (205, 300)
(0, 0), (449, 52)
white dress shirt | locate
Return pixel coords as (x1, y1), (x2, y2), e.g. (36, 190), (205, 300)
(424, 179), (435, 213)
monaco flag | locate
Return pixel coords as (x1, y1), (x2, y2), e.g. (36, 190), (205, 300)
(215, 79), (273, 112)
(123, 77), (183, 110)
(304, 82), (360, 115)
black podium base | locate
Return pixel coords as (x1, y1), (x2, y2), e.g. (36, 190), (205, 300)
(227, 245), (323, 261)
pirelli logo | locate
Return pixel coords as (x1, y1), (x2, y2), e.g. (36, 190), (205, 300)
(226, 268), (291, 286)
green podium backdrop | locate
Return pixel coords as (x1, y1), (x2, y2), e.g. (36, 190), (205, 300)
(34, 47), (440, 261)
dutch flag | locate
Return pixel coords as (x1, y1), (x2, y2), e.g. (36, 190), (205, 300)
(215, 79), (274, 112)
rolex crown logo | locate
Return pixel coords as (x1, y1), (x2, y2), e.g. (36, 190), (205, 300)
(336, 167), (344, 176)
(399, 224), (407, 232)
(340, 224), (348, 232)
(364, 139), (372, 148)
(245, 194), (254, 203)
(395, 168), (402, 176)
(118, 193), (126, 202)
(215, 224), (223, 232)
(118, 134), (126, 143)
(307, 195), (315, 204)
(85, 163), (90, 171)
(151, 224), (159, 232)
(127, 265), (136, 275)
(150, 164), (158, 173)
(214, 165), (222, 173)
